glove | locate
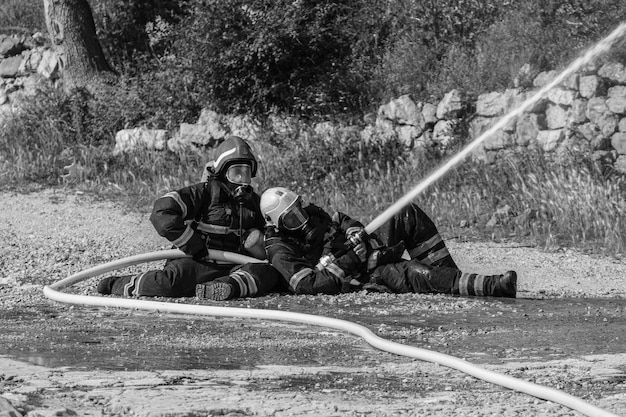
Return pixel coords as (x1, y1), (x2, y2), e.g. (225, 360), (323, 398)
(243, 228), (266, 260)
(352, 241), (367, 263)
(366, 241), (405, 271)
(378, 241), (406, 265)
(345, 227), (367, 248)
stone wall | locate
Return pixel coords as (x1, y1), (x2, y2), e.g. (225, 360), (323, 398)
(2, 31), (626, 173)
(0, 33), (61, 120)
(372, 62), (626, 173)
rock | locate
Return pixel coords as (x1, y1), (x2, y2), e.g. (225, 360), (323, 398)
(546, 88), (577, 106)
(533, 70), (558, 88)
(113, 128), (169, 154)
(516, 113), (546, 146)
(172, 122), (223, 149)
(536, 129), (564, 151)
(598, 62), (626, 84)
(579, 75), (605, 99)
(567, 99), (588, 125)
(610, 132), (626, 154)
(614, 154), (626, 173)
(586, 97), (618, 136)
(577, 123), (610, 150)
(396, 125), (422, 147)
(0, 395), (21, 417)
(0, 36), (25, 57)
(606, 85), (626, 115)
(0, 56), (22, 78)
(421, 102), (438, 126)
(432, 119), (458, 149)
(36, 49), (61, 80)
(436, 89), (465, 119)
(545, 104), (568, 129)
(476, 92), (504, 117)
(377, 94), (424, 127)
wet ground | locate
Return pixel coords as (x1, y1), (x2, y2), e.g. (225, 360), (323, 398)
(2, 292), (624, 374)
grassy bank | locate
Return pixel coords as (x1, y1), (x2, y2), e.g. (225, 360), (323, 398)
(2, 99), (625, 257)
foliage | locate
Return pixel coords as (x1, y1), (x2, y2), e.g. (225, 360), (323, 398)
(171, 0), (391, 116)
(90, 0), (192, 72)
(0, 0), (45, 33)
(4, 0), (626, 114)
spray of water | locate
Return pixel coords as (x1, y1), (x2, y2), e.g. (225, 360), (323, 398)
(365, 22), (626, 235)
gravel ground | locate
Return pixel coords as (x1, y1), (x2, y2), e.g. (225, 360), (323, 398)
(1, 188), (625, 417)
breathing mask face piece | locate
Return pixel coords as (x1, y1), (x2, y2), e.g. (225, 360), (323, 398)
(280, 204), (310, 231)
(225, 163), (252, 185)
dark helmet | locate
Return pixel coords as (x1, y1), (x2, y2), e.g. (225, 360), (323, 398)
(212, 136), (258, 181)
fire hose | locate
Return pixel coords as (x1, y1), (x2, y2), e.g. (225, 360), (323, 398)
(44, 249), (619, 417)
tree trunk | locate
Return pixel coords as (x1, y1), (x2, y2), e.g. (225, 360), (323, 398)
(43, 0), (116, 93)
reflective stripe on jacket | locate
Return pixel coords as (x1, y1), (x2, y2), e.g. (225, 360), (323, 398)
(149, 180), (264, 257)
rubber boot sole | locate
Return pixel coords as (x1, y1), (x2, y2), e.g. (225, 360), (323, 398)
(195, 282), (233, 301)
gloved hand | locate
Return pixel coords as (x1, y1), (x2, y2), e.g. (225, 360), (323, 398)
(377, 241), (406, 265)
(352, 241), (367, 263)
(243, 228), (266, 260)
(366, 241), (405, 271)
(345, 227), (367, 248)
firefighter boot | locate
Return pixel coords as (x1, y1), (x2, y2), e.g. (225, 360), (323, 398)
(454, 270), (517, 298)
(97, 275), (132, 295)
(195, 281), (234, 301)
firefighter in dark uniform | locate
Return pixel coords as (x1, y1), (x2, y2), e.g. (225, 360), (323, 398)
(257, 187), (517, 298)
(97, 136), (281, 299)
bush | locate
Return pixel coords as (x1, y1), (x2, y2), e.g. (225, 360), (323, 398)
(0, 0), (45, 33)
(91, 0), (192, 72)
(172, 0), (391, 116)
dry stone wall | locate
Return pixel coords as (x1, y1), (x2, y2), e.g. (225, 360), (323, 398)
(2, 31), (626, 173)
(0, 33), (61, 121)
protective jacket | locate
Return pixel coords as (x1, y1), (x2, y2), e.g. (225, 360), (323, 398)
(150, 179), (265, 258)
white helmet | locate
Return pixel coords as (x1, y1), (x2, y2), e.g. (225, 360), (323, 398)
(260, 187), (309, 230)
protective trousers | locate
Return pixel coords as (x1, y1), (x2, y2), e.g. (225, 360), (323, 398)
(374, 203), (458, 269)
(103, 258), (280, 298)
(370, 259), (512, 297)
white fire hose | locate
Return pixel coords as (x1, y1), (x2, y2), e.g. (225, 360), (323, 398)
(44, 22), (626, 417)
(44, 249), (620, 417)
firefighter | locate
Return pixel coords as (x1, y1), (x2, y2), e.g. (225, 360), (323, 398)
(255, 187), (517, 297)
(97, 136), (281, 299)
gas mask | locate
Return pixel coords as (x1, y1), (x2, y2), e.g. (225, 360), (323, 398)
(225, 163), (253, 186)
(278, 205), (324, 248)
(232, 184), (253, 205)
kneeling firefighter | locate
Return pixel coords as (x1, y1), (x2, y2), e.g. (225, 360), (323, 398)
(97, 136), (281, 299)
(258, 187), (517, 297)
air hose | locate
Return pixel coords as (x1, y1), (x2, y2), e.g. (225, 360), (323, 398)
(43, 249), (620, 417)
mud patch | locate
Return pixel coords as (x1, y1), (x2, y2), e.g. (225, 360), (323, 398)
(1, 293), (624, 373)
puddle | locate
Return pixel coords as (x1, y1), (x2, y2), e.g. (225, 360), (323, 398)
(1, 296), (624, 371)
